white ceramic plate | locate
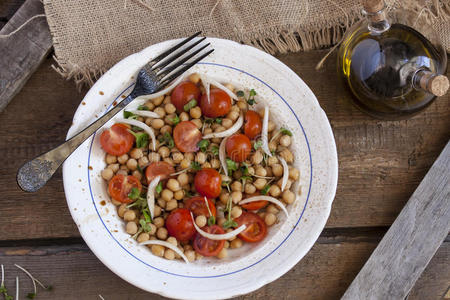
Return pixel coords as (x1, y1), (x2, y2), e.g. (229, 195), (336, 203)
(62, 38), (338, 299)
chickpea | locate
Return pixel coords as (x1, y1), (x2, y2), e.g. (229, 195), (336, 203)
(265, 213), (277, 226)
(254, 178), (267, 190)
(123, 210), (136, 221)
(247, 166), (255, 175)
(180, 158), (190, 169)
(230, 238), (243, 249)
(265, 167), (273, 177)
(227, 110), (240, 121)
(152, 95), (164, 106)
(244, 183), (256, 194)
(201, 162), (211, 169)
(138, 156), (149, 168)
(266, 204), (279, 214)
(189, 73), (200, 84)
(160, 125), (172, 135)
(166, 199), (178, 211)
(219, 118), (231, 129)
(167, 179), (181, 192)
(105, 154), (117, 164)
(153, 206), (162, 218)
(237, 100), (247, 110)
(174, 190), (184, 200)
(195, 152), (207, 164)
(210, 158), (220, 169)
(164, 103), (176, 114)
(117, 154), (128, 164)
(151, 118), (164, 130)
(163, 95), (171, 105)
(147, 223), (157, 235)
(126, 222), (138, 234)
(252, 151), (263, 165)
(126, 158), (137, 171)
(166, 236), (177, 246)
(280, 135), (291, 147)
(171, 152), (183, 164)
(230, 105), (240, 113)
(151, 244), (165, 257)
(190, 106), (202, 119)
(191, 118), (202, 129)
(118, 204), (127, 218)
(131, 170), (142, 181)
(282, 190), (296, 204)
(156, 227), (168, 240)
(108, 163), (120, 173)
(119, 164), (129, 171)
(231, 206), (242, 218)
(158, 146), (170, 158)
(269, 185), (281, 197)
(272, 164), (283, 177)
(231, 191), (242, 204)
(157, 198), (166, 208)
(231, 181), (242, 192)
(268, 141), (277, 152)
(233, 170), (243, 180)
(161, 189), (173, 201)
(224, 241), (230, 249)
(116, 169), (128, 176)
(137, 233), (150, 243)
(185, 250), (196, 262)
(277, 178), (293, 190)
(255, 166), (267, 177)
(217, 217), (226, 227)
(175, 173), (188, 186)
(163, 249), (175, 260)
(280, 148), (294, 163)
(268, 120), (276, 132)
(211, 123), (220, 131)
(154, 107), (166, 118)
(148, 152), (161, 163)
(214, 125), (226, 133)
(153, 217), (164, 228)
(217, 248), (228, 259)
(289, 167), (300, 180)
(267, 156), (278, 166)
(130, 148), (143, 159)
(220, 192), (230, 205)
(204, 127), (213, 135)
(101, 168), (114, 180)
(195, 215), (207, 227)
(144, 101), (155, 110)
(258, 212), (266, 219)
(179, 112), (189, 122)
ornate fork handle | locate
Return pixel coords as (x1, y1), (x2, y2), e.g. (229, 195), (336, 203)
(17, 96), (133, 192)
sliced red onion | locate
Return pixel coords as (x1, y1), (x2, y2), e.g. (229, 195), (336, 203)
(261, 106), (272, 157)
(199, 74), (211, 104)
(127, 110), (159, 118)
(147, 175), (160, 219)
(239, 195), (289, 217)
(115, 118), (156, 151)
(139, 240), (190, 263)
(191, 212), (246, 240)
(202, 113), (243, 139)
(278, 156), (289, 192)
(199, 74), (238, 103)
(219, 137), (228, 176)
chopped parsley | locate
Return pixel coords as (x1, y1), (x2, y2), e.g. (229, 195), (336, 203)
(128, 187), (141, 200)
(261, 184), (271, 195)
(280, 127), (293, 136)
(236, 90), (245, 97)
(215, 118), (222, 124)
(226, 159), (238, 174)
(210, 145), (219, 156)
(123, 110), (137, 119)
(128, 130), (149, 148)
(158, 132), (174, 148)
(171, 115), (180, 125)
(183, 99), (197, 111)
(191, 161), (201, 171)
(208, 216), (216, 226)
(197, 139), (210, 152)
(247, 89), (257, 105)
(137, 105), (150, 111)
(253, 140), (262, 150)
(155, 182), (163, 194)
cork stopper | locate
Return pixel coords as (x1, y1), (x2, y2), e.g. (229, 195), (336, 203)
(420, 74), (449, 97)
(362, 0), (386, 22)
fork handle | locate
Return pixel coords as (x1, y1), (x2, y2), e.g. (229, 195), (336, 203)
(17, 96), (133, 192)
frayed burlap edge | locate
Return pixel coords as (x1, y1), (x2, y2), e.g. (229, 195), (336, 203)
(43, 0), (449, 89)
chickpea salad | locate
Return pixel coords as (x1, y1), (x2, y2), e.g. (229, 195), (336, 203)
(99, 73), (299, 263)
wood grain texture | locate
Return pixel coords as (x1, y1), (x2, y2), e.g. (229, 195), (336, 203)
(0, 240), (447, 299)
(342, 142), (450, 299)
(0, 0), (52, 112)
(0, 0), (25, 21)
(0, 51), (449, 240)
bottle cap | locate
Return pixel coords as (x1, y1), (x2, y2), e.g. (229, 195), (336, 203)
(362, 0), (385, 14)
(420, 74), (449, 96)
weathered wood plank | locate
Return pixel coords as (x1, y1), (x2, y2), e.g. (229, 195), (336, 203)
(0, 0), (25, 21)
(0, 0), (52, 112)
(342, 142), (450, 299)
(0, 240), (447, 299)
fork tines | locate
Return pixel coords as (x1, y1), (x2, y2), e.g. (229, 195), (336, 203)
(150, 32), (214, 88)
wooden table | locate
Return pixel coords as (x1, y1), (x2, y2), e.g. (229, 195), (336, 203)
(1, 4), (449, 300)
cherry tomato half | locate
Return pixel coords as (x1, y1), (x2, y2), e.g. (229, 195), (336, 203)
(225, 134), (252, 162)
(171, 81), (201, 112)
(173, 121), (202, 153)
(193, 225), (225, 257)
(235, 212), (267, 243)
(241, 193), (268, 210)
(145, 161), (175, 183)
(166, 208), (196, 242)
(100, 123), (134, 156)
(185, 196), (217, 217)
(194, 168), (222, 198)
(200, 88), (232, 118)
(244, 110), (262, 139)
(108, 174), (142, 204)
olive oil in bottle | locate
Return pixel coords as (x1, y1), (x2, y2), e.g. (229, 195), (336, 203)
(337, 0), (448, 120)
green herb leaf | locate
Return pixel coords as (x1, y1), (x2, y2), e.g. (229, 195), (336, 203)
(240, 162), (249, 175)
(142, 209), (152, 223)
(226, 158), (238, 173)
(254, 140), (262, 150)
(261, 184), (271, 195)
(197, 139), (210, 152)
(184, 190), (194, 197)
(136, 164), (144, 175)
(191, 161), (201, 171)
(204, 118), (214, 124)
(183, 99), (197, 111)
(172, 115), (180, 125)
(211, 145), (219, 156)
(137, 105), (150, 111)
(123, 110), (137, 119)
(280, 127), (292, 136)
(128, 187), (140, 200)
(159, 132), (175, 148)
(128, 130), (149, 148)
(247, 99), (256, 105)
(27, 293), (36, 299)
(247, 89), (257, 105)
(208, 216), (216, 226)
(249, 89), (257, 97)
(155, 182), (163, 194)
(215, 118), (222, 124)
(236, 90), (245, 97)
(222, 219), (238, 229)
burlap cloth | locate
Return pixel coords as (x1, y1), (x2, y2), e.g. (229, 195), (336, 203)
(42, 0), (450, 87)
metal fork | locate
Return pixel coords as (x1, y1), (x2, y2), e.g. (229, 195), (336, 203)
(17, 32), (213, 192)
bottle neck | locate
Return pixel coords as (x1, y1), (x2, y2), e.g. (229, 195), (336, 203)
(362, 1), (390, 34)
(412, 69), (450, 97)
